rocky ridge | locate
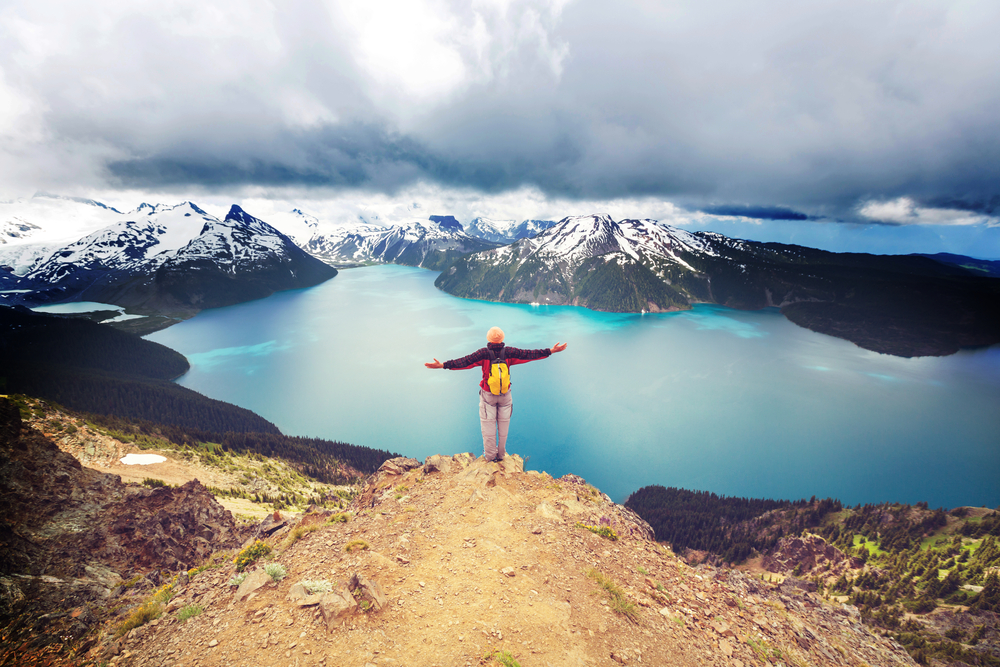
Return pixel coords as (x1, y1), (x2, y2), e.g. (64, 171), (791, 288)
(0, 398), (250, 664)
(112, 454), (914, 667)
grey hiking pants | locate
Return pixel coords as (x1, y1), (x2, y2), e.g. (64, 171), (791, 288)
(479, 388), (512, 461)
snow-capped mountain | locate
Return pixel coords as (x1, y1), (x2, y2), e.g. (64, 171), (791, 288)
(437, 214), (722, 311)
(302, 217), (499, 270)
(436, 213), (1000, 356)
(437, 212), (847, 312)
(1, 203), (336, 314)
(465, 217), (556, 243)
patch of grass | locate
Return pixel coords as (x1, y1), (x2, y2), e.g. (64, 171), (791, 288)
(234, 540), (272, 572)
(141, 478), (168, 489)
(281, 523), (320, 550)
(177, 604), (203, 623)
(345, 539), (369, 553)
(325, 512), (351, 524)
(482, 649), (521, 667)
(263, 563), (287, 582)
(746, 636), (784, 661)
(852, 534), (886, 557)
(151, 583), (174, 603)
(115, 601), (162, 637)
(586, 568), (640, 623)
(637, 566), (649, 575)
(575, 522), (618, 541)
(395, 485), (409, 494)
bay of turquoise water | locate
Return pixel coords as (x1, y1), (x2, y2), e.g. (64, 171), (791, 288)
(147, 264), (1000, 508)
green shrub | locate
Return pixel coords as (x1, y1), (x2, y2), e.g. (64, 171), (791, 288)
(345, 540), (369, 552)
(482, 649), (521, 667)
(142, 478), (168, 488)
(115, 601), (162, 637)
(177, 604), (203, 623)
(264, 563), (287, 582)
(234, 540), (272, 572)
(228, 572), (248, 586)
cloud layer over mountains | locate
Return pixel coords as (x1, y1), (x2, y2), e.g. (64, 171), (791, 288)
(2, 0), (1000, 226)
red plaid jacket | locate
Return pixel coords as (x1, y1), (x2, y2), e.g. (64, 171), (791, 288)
(443, 341), (551, 392)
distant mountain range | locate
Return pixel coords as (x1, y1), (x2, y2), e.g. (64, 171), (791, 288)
(3, 198), (998, 356)
(301, 218), (499, 270)
(0, 202), (336, 321)
(435, 214), (1000, 356)
(464, 217), (557, 243)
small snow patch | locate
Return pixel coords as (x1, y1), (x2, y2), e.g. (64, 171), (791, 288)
(120, 453), (167, 465)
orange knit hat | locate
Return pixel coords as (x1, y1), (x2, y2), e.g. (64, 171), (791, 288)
(487, 326), (505, 343)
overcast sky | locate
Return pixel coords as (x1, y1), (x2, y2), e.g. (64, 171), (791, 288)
(2, 0), (999, 254)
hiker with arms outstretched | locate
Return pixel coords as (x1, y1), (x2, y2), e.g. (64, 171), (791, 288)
(426, 327), (567, 463)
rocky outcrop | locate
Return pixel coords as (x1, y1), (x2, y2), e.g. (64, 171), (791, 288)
(0, 397), (249, 663)
(763, 533), (864, 581)
(0, 398), (245, 579)
(114, 453), (915, 667)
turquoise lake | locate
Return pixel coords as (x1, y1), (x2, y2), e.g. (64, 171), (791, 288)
(147, 264), (1000, 508)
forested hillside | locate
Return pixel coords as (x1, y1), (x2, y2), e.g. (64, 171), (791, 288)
(0, 306), (277, 433)
(0, 306), (400, 481)
(626, 484), (1000, 666)
(625, 485), (842, 562)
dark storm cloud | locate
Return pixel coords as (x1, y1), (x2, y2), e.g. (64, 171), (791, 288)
(4, 0), (1000, 221)
(920, 196), (1000, 216)
(700, 205), (810, 221)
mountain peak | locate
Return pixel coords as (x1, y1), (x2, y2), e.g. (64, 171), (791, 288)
(429, 214), (463, 232)
(226, 204), (250, 220)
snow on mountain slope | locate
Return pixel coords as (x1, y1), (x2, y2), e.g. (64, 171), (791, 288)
(510, 214), (713, 272)
(1, 218), (42, 245)
(434, 213), (763, 313)
(2, 202), (337, 315)
(465, 217), (555, 243)
(0, 194), (127, 246)
(20, 202), (215, 283)
(302, 217), (499, 269)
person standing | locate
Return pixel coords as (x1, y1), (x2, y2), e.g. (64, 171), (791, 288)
(425, 326), (567, 462)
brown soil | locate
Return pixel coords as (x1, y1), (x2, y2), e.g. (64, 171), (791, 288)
(108, 454), (916, 667)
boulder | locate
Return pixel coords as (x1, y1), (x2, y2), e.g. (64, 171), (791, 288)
(320, 586), (358, 630)
(349, 573), (387, 611)
(422, 455), (453, 475)
(235, 569), (271, 602)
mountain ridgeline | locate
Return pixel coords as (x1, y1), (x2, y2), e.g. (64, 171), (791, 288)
(435, 214), (1000, 357)
(3, 203), (337, 320)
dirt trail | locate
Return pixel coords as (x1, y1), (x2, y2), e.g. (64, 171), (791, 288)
(110, 453), (915, 667)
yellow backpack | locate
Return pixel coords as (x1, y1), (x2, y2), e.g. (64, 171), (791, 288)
(487, 348), (510, 395)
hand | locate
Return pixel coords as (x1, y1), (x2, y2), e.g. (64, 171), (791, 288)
(551, 342), (567, 353)
(425, 358), (444, 369)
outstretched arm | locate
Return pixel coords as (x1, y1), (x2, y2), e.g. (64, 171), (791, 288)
(551, 342), (567, 353)
(425, 358), (444, 369)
